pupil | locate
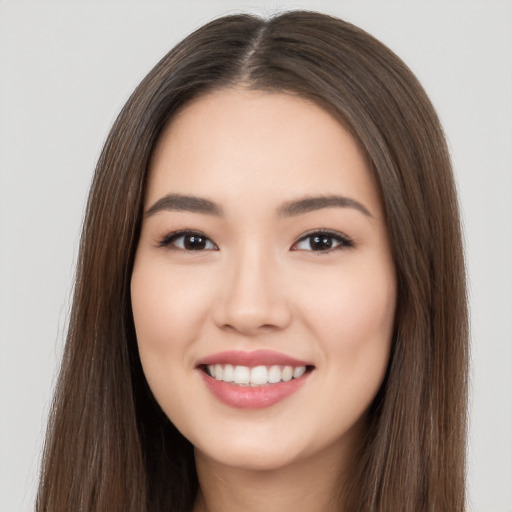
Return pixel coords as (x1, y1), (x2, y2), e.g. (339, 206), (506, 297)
(311, 235), (332, 250)
(184, 235), (206, 250)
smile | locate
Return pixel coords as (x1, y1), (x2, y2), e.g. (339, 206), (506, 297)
(206, 364), (307, 386)
(196, 350), (314, 409)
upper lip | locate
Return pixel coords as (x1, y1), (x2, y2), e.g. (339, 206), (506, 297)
(196, 349), (312, 368)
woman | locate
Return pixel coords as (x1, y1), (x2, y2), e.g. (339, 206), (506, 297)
(37, 10), (468, 512)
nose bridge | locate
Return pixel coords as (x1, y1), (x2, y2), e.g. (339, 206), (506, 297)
(215, 239), (290, 334)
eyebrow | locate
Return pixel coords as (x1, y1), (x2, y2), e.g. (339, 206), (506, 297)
(278, 195), (372, 218)
(145, 193), (372, 218)
(146, 193), (223, 217)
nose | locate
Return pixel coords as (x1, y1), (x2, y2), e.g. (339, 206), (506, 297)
(212, 247), (292, 336)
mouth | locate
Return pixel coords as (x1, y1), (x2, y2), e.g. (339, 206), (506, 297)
(196, 350), (314, 409)
(201, 363), (313, 386)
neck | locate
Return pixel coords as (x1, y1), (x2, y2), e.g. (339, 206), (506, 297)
(192, 443), (357, 512)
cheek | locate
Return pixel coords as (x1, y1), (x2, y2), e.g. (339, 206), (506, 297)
(299, 259), (395, 339)
(131, 260), (213, 354)
(299, 264), (395, 432)
(130, 258), (215, 425)
(295, 258), (396, 392)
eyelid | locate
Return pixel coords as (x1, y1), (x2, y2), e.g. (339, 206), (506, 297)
(158, 230), (218, 250)
(291, 229), (354, 252)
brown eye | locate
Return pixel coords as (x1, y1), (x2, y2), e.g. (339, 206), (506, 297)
(183, 234), (208, 250)
(292, 231), (353, 252)
(310, 234), (335, 251)
(160, 231), (217, 251)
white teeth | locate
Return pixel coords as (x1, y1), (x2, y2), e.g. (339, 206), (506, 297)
(250, 366), (268, 386)
(268, 365), (282, 383)
(234, 365), (250, 385)
(281, 366), (293, 382)
(293, 366), (306, 378)
(222, 364), (234, 382)
(207, 364), (308, 386)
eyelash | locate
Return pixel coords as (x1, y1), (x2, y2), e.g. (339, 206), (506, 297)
(158, 229), (354, 253)
(158, 230), (218, 251)
(292, 229), (354, 253)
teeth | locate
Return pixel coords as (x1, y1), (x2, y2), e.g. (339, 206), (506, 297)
(223, 364), (234, 382)
(250, 366), (268, 386)
(293, 366), (306, 378)
(268, 365), (281, 383)
(233, 365), (250, 385)
(208, 364), (308, 386)
(282, 366), (293, 382)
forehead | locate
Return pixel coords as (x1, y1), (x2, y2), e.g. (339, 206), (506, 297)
(147, 88), (382, 218)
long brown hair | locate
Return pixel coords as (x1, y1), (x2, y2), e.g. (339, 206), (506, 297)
(37, 11), (468, 511)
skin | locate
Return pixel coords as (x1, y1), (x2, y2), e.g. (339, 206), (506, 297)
(131, 88), (396, 512)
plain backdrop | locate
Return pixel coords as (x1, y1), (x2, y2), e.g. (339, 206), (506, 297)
(0, 1), (511, 511)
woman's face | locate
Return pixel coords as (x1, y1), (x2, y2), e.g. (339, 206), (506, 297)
(131, 89), (396, 472)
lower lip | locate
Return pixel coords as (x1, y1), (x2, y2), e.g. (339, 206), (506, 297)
(200, 371), (309, 409)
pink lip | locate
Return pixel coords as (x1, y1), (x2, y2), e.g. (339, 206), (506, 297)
(196, 349), (311, 368)
(196, 350), (313, 410)
(199, 371), (310, 409)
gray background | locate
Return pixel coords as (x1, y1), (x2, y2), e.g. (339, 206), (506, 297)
(0, 1), (511, 511)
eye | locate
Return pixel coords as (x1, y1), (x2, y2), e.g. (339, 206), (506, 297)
(159, 230), (217, 251)
(292, 230), (353, 252)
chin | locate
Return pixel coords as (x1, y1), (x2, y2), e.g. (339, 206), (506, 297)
(197, 443), (304, 472)
(191, 421), (357, 475)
